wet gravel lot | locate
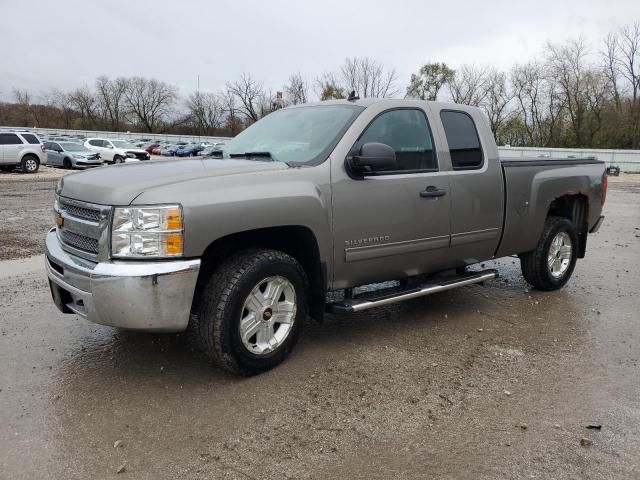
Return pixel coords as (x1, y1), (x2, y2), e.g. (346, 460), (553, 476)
(0, 171), (639, 479)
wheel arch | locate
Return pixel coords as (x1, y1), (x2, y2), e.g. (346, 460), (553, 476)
(192, 226), (326, 322)
(547, 194), (589, 258)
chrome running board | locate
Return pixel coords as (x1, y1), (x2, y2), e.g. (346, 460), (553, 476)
(327, 269), (498, 313)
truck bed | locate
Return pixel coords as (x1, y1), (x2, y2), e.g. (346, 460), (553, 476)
(496, 156), (605, 258)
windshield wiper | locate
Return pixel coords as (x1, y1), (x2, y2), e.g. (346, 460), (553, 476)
(229, 151), (276, 161)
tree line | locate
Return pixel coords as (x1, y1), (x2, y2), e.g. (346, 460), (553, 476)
(0, 22), (638, 149)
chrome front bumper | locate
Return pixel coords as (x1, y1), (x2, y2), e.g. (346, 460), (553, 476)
(45, 228), (200, 332)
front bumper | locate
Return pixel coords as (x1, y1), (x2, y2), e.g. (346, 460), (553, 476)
(45, 228), (200, 332)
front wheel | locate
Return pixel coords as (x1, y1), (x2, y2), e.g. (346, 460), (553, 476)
(190, 249), (308, 376)
(113, 155), (124, 164)
(520, 216), (578, 291)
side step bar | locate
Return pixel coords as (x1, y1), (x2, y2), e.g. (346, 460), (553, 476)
(327, 269), (498, 313)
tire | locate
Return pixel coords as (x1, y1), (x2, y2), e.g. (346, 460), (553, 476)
(63, 158), (72, 169)
(113, 155), (124, 164)
(191, 249), (308, 376)
(520, 216), (578, 291)
(21, 155), (39, 173)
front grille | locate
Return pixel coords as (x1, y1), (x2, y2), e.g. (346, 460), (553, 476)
(60, 230), (99, 254)
(59, 200), (101, 222)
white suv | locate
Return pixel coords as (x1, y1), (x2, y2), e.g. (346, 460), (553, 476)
(84, 138), (150, 164)
(0, 131), (45, 173)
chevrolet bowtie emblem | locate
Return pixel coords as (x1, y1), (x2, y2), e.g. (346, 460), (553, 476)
(55, 212), (64, 228)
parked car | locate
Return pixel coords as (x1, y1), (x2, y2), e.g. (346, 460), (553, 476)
(44, 141), (102, 169)
(161, 144), (180, 156)
(151, 145), (164, 155)
(176, 143), (205, 157)
(200, 143), (225, 157)
(0, 131), (45, 173)
(46, 98), (607, 376)
(84, 138), (150, 163)
(145, 143), (161, 154)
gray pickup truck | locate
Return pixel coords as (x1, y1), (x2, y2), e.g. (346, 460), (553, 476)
(45, 99), (607, 375)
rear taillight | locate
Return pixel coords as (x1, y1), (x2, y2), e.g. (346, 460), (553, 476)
(601, 172), (608, 206)
(40, 144), (46, 152)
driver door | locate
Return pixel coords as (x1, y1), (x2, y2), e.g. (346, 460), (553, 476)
(331, 107), (451, 289)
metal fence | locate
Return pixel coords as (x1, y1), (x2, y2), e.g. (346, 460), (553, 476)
(498, 146), (640, 172)
(0, 126), (231, 144)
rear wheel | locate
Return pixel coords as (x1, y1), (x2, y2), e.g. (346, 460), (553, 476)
(21, 155), (39, 173)
(190, 249), (308, 376)
(520, 216), (578, 291)
(63, 158), (72, 169)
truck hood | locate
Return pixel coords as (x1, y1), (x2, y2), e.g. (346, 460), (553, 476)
(59, 158), (288, 205)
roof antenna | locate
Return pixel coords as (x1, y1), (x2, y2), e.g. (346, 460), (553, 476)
(347, 90), (360, 101)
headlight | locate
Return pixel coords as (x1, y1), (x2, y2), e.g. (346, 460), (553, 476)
(72, 154), (85, 159)
(111, 205), (184, 258)
(125, 152), (136, 158)
(55, 178), (63, 195)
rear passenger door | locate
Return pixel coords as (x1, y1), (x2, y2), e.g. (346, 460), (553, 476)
(0, 133), (25, 165)
(434, 108), (504, 263)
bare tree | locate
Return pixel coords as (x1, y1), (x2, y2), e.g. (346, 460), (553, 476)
(405, 62), (455, 100)
(617, 22), (640, 148)
(511, 62), (564, 146)
(186, 90), (224, 135)
(12, 88), (32, 126)
(314, 72), (346, 100)
(339, 57), (399, 98)
(50, 89), (76, 129)
(95, 76), (128, 131)
(602, 32), (622, 111)
(448, 65), (489, 106)
(546, 38), (591, 146)
(226, 73), (265, 122)
(284, 72), (309, 105)
(68, 86), (97, 129)
(584, 69), (613, 145)
(123, 77), (178, 132)
(481, 68), (513, 138)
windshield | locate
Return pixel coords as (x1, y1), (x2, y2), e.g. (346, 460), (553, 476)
(223, 105), (363, 166)
(112, 140), (136, 149)
(60, 142), (91, 152)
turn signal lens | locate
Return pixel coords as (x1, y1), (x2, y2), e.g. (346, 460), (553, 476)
(164, 234), (183, 256)
(166, 207), (183, 230)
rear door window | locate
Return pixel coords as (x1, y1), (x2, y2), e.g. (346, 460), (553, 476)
(440, 111), (483, 170)
(21, 134), (40, 144)
(0, 133), (23, 145)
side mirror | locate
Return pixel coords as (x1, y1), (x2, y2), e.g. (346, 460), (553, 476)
(346, 142), (396, 177)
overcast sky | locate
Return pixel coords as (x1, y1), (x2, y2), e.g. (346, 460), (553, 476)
(1, 0), (639, 101)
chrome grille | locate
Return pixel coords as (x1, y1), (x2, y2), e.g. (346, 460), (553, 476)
(60, 230), (99, 254)
(59, 200), (101, 222)
(57, 197), (110, 260)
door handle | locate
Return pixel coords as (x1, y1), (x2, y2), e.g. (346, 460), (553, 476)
(420, 186), (447, 198)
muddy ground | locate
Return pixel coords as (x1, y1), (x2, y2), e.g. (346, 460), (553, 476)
(0, 172), (639, 479)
